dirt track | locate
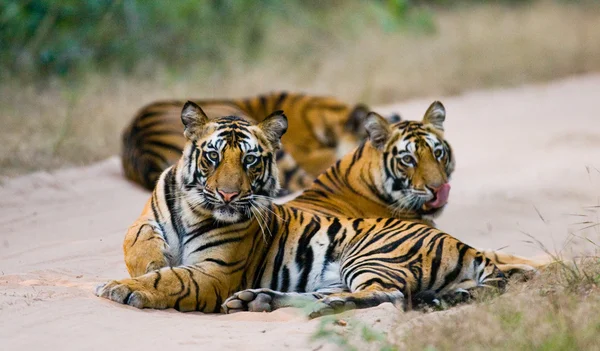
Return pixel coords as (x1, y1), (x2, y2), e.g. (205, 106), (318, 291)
(1, 75), (599, 350)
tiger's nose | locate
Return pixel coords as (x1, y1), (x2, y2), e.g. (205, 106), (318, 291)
(217, 189), (239, 203)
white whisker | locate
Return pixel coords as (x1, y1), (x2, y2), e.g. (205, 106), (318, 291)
(250, 206), (268, 244)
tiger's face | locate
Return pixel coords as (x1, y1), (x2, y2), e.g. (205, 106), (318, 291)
(179, 101), (287, 223)
(365, 101), (455, 219)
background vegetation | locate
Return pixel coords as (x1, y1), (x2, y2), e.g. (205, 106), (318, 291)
(0, 0), (537, 79)
(1, 0), (600, 175)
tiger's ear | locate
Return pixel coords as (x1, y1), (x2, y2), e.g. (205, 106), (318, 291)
(364, 112), (391, 150)
(181, 101), (209, 140)
(258, 110), (288, 150)
(344, 104), (370, 133)
(423, 101), (446, 132)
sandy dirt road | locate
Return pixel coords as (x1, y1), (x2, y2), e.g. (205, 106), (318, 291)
(1, 75), (599, 350)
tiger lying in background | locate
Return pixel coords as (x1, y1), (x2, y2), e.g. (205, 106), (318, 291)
(287, 101), (549, 274)
(96, 102), (517, 317)
(121, 91), (400, 193)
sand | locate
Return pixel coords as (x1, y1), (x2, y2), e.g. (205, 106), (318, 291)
(1, 75), (599, 350)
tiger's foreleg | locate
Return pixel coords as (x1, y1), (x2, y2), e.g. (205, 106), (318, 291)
(123, 220), (170, 277)
(95, 264), (230, 312)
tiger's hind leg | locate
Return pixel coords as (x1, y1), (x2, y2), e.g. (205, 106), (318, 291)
(222, 286), (346, 314)
(306, 288), (405, 319)
(443, 260), (508, 308)
(307, 259), (507, 318)
(412, 261), (507, 311)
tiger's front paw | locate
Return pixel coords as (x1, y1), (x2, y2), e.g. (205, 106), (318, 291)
(95, 279), (151, 309)
(222, 288), (275, 314)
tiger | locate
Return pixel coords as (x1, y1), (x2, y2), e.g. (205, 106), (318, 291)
(96, 101), (508, 317)
(121, 91), (401, 192)
(286, 101), (551, 274)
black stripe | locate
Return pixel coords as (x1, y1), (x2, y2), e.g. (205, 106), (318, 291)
(174, 268), (192, 311)
(170, 267), (186, 295)
(153, 270), (162, 289)
(164, 167), (186, 244)
(427, 237), (445, 290)
(151, 188), (169, 245)
(437, 243), (470, 293)
(130, 223), (151, 248)
(204, 257), (245, 267)
(191, 236), (244, 254)
(269, 218), (290, 290)
(281, 267), (290, 292)
(295, 218), (321, 292)
(183, 219), (218, 245)
(139, 147), (170, 167)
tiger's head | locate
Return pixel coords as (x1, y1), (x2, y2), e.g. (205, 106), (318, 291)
(364, 101), (455, 220)
(178, 101), (287, 223)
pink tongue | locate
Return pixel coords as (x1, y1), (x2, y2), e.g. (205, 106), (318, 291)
(427, 183), (451, 208)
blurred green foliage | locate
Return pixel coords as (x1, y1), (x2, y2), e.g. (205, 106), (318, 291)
(0, 0), (571, 79)
(1, 0), (291, 77)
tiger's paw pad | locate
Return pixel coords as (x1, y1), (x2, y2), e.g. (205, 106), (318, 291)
(223, 289), (274, 314)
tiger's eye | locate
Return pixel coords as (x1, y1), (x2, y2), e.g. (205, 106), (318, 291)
(207, 151), (219, 161)
(434, 149), (443, 158)
(244, 155), (257, 165)
(401, 155), (414, 165)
